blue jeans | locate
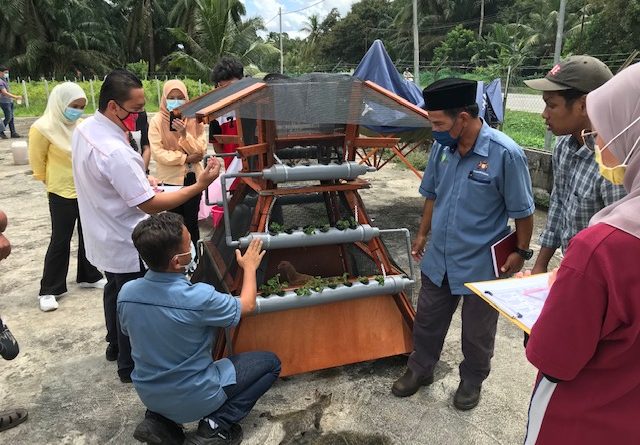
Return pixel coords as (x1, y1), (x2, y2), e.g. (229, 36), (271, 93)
(208, 351), (281, 430)
(0, 102), (15, 135)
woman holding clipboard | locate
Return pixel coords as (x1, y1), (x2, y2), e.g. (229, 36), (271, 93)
(524, 64), (640, 444)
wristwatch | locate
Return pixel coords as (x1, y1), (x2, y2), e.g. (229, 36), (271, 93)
(515, 247), (534, 260)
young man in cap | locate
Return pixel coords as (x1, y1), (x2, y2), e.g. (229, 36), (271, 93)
(525, 56), (625, 274)
(392, 78), (535, 410)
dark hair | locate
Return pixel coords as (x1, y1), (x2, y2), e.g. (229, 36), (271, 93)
(444, 103), (480, 119)
(263, 73), (290, 82)
(132, 213), (185, 271)
(0, 66), (7, 71)
(557, 88), (587, 108)
(210, 57), (244, 84)
(98, 69), (143, 112)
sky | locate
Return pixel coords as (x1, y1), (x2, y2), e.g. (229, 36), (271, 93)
(243, 0), (359, 39)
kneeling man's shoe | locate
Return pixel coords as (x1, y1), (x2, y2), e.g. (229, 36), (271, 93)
(453, 380), (482, 411)
(132, 411), (185, 445)
(391, 367), (434, 397)
(185, 421), (243, 445)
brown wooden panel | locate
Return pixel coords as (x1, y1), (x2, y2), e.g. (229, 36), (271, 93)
(228, 294), (413, 376)
(195, 83), (267, 122)
(257, 180), (370, 197)
(353, 137), (400, 148)
(212, 135), (243, 145)
(236, 143), (268, 158)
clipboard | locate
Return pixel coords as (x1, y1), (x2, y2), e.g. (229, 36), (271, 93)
(465, 273), (551, 334)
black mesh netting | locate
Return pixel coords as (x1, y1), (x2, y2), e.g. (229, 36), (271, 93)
(179, 75), (428, 130)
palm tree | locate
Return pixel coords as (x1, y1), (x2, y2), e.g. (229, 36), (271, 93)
(165, 0), (279, 79)
(120, 0), (173, 77)
(0, 0), (120, 77)
(301, 14), (321, 60)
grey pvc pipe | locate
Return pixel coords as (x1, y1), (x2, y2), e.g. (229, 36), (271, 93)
(237, 224), (379, 249)
(379, 228), (416, 281)
(254, 275), (414, 315)
(221, 162), (375, 246)
(261, 162), (375, 183)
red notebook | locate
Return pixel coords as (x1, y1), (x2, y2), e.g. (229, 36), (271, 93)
(491, 231), (517, 277)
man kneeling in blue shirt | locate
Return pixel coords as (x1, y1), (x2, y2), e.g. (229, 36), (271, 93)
(118, 212), (280, 445)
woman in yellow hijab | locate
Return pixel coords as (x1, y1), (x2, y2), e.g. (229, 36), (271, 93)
(29, 82), (105, 312)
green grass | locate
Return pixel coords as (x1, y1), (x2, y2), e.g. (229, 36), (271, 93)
(502, 110), (546, 150)
(9, 79), (213, 118)
(395, 148), (429, 172)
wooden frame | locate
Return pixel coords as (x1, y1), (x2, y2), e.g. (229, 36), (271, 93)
(188, 78), (418, 376)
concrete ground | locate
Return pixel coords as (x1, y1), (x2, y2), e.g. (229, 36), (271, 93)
(0, 118), (559, 445)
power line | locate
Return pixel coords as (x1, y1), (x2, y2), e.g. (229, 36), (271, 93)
(283, 0), (326, 15)
(264, 13), (280, 27)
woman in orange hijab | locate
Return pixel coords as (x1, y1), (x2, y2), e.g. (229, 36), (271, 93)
(149, 80), (207, 249)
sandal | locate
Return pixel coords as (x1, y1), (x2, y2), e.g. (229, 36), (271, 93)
(0, 408), (28, 432)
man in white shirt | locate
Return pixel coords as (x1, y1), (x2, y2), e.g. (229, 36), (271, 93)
(72, 69), (220, 382)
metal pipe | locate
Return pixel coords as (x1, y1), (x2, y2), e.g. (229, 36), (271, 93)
(237, 224), (380, 249)
(254, 275), (414, 314)
(221, 173), (240, 247)
(379, 228), (416, 280)
(261, 162), (376, 183)
(275, 146), (319, 159)
(221, 163), (375, 246)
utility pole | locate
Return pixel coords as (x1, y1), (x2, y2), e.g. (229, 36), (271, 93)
(544, 0), (568, 151)
(479, 0), (485, 37)
(412, 0), (419, 86)
(279, 7), (284, 74)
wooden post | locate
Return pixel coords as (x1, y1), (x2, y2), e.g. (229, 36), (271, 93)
(89, 79), (96, 111)
(156, 79), (162, 106)
(21, 80), (29, 107)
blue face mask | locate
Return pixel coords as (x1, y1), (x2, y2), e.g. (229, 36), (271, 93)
(432, 117), (461, 149)
(63, 107), (83, 122)
(166, 99), (185, 112)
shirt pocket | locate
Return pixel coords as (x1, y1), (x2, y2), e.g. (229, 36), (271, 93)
(461, 171), (500, 217)
(468, 169), (492, 184)
(571, 184), (598, 229)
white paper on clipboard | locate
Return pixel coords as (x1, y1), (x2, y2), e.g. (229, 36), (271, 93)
(465, 273), (551, 333)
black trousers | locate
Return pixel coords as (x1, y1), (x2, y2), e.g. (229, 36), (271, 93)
(408, 273), (499, 386)
(40, 193), (103, 296)
(167, 173), (201, 252)
(104, 264), (145, 378)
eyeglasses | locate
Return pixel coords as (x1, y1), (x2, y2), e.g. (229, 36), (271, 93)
(581, 129), (598, 151)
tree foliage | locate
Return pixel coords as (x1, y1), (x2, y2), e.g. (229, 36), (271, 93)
(0, 0), (636, 79)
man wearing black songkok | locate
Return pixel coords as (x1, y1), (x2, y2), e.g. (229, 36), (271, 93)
(391, 78), (535, 410)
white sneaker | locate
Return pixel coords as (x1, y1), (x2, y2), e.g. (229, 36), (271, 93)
(39, 295), (59, 312)
(78, 278), (107, 289)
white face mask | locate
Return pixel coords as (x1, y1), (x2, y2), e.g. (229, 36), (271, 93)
(3, 72), (8, 80)
(172, 242), (197, 273)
